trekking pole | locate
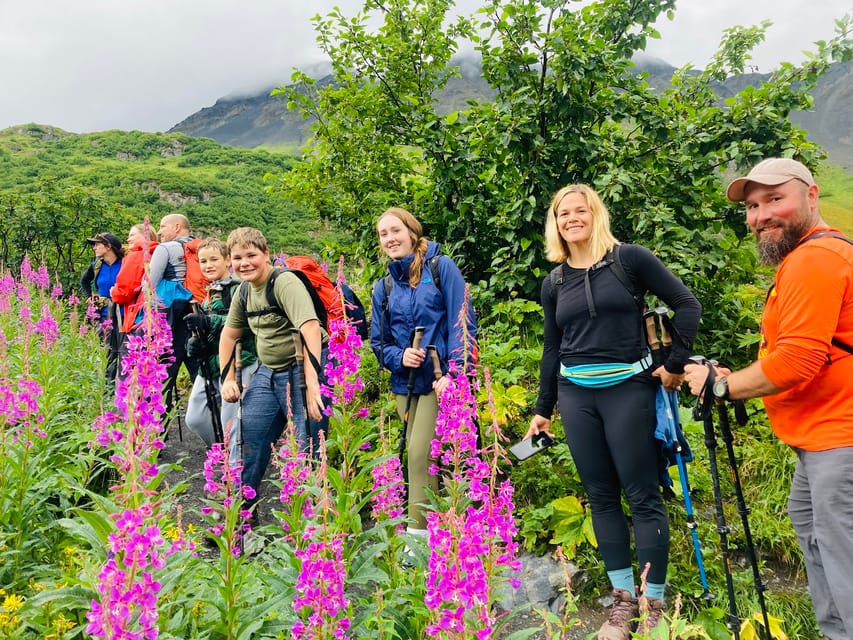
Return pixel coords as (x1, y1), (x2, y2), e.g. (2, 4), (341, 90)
(234, 339), (243, 462)
(234, 339), (246, 551)
(289, 327), (311, 439)
(691, 356), (741, 638)
(190, 302), (224, 443)
(715, 395), (773, 639)
(400, 327), (425, 489)
(427, 345), (442, 382)
(659, 320), (712, 599)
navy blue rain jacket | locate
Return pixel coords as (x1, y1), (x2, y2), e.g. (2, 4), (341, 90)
(371, 241), (476, 395)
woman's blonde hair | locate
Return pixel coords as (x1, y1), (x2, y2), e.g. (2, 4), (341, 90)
(129, 223), (157, 242)
(544, 184), (619, 264)
(377, 207), (429, 287)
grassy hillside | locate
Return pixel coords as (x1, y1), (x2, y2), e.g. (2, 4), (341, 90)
(0, 125), (344, 289)
(818, 163), (853, 235)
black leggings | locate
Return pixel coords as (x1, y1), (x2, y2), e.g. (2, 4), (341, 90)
(558, 377), (669, 584)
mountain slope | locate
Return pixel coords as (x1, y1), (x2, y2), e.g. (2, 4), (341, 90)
(169, 58), (853, 168)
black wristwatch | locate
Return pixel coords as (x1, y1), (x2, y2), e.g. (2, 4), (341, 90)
(712, 376), (730, 401)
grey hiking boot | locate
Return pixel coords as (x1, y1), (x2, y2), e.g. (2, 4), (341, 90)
(597, 589), (639, 640)
(638, 597), (667, 637)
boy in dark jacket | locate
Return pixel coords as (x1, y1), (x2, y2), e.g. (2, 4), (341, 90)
(184, 238), (257, 463)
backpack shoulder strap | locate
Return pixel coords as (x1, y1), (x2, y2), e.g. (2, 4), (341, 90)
(608, 244), (644, 309)
(428, 254), (442, 293)
(797, 230), (853, 248)
(241, 268), (285, 319)
(265, 267), (283, 311)
(548, 263), (565, 302)
(797, 231), (853, 356)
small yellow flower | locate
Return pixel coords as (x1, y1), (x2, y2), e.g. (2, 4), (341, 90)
(2, 593), (25, 612)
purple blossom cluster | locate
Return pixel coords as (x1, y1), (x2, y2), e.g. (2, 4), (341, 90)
(291, 535), (351, 640)
(0, 273), (15, 312)
(321, 316), (364, 410)
(85, 506), (168, 640)
(369, 453), (406, 528)
(88, 296), (182, 638)
(201, 441), (254, 553)
(0, 377), (47, 441)
(33, 302), (60, 349)
(20, 256), (50, 290)
(423, 370), (521, 638)
(277, 443), (315, 539)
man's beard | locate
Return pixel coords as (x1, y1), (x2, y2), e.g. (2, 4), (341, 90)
(756, 219), (811, 265)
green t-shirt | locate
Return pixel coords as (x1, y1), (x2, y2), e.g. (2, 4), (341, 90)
(226, 270), (326, 370)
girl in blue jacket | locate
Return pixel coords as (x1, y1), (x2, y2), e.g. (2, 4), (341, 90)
(370, 208), (476, 535)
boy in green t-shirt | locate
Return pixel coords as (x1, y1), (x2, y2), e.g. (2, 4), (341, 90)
(184, 238), (258, 462)
(219, 227), (329, 512)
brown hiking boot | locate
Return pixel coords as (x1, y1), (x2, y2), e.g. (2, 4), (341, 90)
(598, 589), (639, 640)
(638, 597), (667, 637)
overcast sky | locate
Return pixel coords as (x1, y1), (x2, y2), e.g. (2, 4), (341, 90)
(1, 0), (849, 134)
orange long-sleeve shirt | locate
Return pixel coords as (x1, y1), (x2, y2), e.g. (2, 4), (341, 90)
(758, 227), (853, 450)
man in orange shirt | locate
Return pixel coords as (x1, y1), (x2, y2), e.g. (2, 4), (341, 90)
(685, 158), (853, 639)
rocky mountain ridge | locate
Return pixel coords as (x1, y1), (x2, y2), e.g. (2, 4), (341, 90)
(169, 57), (853, 167)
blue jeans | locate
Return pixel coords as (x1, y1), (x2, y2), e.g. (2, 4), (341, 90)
(240, 350), (329, 500)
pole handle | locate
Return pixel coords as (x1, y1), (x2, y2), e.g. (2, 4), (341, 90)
(427, 345), (442, 380)
(412, 326), (425, 350)
(234, 340), (243, 393)
(645, 314), (660, 352)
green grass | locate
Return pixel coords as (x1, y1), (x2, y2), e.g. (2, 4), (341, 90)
(817, 163), (853, 235)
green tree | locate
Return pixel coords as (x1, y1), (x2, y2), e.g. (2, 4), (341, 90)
(278, 0), (851, 365)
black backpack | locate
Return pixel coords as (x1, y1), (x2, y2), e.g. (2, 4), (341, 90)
(548, 244), (644, 315)
(239, 267), (329, 329)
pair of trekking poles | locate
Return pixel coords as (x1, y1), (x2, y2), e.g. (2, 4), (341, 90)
(398, 327), (443, 494)
(646, 309), (774, 640)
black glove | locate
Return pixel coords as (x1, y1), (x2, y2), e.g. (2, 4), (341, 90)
(185, 312), (211, 334)
(186, 335), (209, 360)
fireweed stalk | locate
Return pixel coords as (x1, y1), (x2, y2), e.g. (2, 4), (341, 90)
(289, 437), (351, 640)
(199, 428), (257, 640)
(423, 288), (520, 638)
(87, 263), (187, 639)
(0, 267), (50, 583)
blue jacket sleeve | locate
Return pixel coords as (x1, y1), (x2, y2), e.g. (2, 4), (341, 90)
(370, 278), (404, 375)
(437, 256), (477, 373)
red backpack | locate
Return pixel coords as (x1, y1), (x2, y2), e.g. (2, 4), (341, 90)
(178, 238), (208, 304)
(239, 255), (342, 331)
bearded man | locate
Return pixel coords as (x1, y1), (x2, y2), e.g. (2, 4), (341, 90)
(685, 158), (853, 640)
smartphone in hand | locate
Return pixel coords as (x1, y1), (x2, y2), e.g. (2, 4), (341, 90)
(509, 432), (555, 461)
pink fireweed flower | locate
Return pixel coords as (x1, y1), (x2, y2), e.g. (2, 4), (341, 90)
(86, 506), (166, 639)
(0, 274), (14, 312)
(423, 366), (522, 636)
(291, 535), (351, 640)
(202, 442), (252, 549)
(33, 303), (60, 348)
(277, 441), (314, 539)
(51, 282), (63, 299)
(429, 371), (479, 471)
(0, 377), (46, 439)
(321, 316), (363, 410)
(369, 454), (406, 530)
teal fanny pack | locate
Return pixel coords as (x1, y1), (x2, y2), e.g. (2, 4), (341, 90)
(560, 352), (653, 388)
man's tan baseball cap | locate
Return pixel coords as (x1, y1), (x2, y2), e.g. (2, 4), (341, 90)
(726, 158), (815, 202)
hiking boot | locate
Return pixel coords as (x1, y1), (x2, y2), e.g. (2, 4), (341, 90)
(598, 589), (639, 640)
(639, 597), (667, 637)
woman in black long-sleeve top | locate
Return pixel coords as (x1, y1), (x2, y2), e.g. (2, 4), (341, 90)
(526, 184), (701, 639)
